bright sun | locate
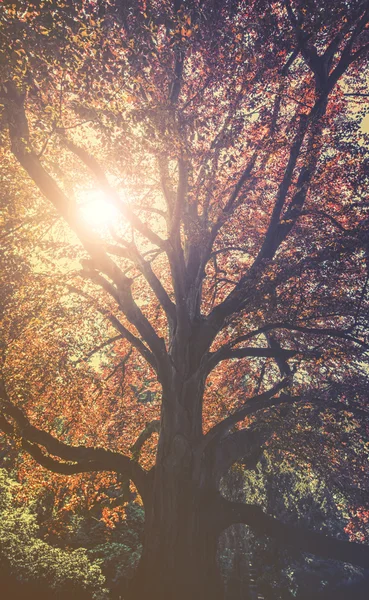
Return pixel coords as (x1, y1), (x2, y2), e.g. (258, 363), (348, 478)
(79, 189), (119, 230)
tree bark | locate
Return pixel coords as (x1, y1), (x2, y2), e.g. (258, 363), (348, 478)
(127, 468), (223, 600)
(126, 356), (224, 600)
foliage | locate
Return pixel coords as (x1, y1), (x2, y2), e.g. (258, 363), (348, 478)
(219, 399), (369, 599)
(225, 460), (366, 599)
(0, 468), (108, 599)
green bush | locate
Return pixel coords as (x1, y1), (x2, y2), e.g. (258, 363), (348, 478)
(0, 469), (109, 599)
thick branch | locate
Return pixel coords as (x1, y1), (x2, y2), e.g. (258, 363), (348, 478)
(219, 498), (369, 569)
(207, 346), (298, 372)
(202, 379), (289, 448)
(266, 333), (292, 376)
(212, 393), (369, 486)
(284, 0), (330, 93)
(170, 49), (184, 104)
(21, 440), (110, 475)
(259, 163), (313, 260)
(212, 428), (271, 487)
(0, 382), (148, 497)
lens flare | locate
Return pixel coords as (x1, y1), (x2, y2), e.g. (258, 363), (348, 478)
(79, 189), (119, 230)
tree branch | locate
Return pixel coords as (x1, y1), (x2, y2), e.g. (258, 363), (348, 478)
(326, 5), (369, 92)
(219, 497), (369, 569)
(73, 334), (124, 365)
(130, 420), (160, 461)
(0, 381), (148, 498)
(207, 346), (298, 372)
(119, 243), (177, 324)
(211, 428), (271, 487)
(224, 323), (369, 351)
(3, 82), (167, 367)
(169, 49), (184, 104)
(202, 379), (289, 448)
(204, 23), (364, 338)
(21, 440), (111, 475)
(209, 152), (258, 244)
(211, 393), (369, 487)
(62, 136), (168, 251)
(66, 285), (157, 370)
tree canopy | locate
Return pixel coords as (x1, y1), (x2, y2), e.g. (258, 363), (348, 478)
(1, 1), (369, 598)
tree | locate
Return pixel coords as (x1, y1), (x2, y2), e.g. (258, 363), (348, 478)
(1, 1), (369, 598)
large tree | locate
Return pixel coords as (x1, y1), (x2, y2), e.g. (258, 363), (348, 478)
(1, 1), (369, 598)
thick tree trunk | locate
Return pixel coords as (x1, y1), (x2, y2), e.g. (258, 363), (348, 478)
(126, 362), (224, 600)
(127, 470), (223, 600)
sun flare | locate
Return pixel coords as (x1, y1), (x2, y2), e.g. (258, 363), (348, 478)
(79, 189), (119, 230)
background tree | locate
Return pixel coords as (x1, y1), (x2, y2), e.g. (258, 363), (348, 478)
(1, 1), (369, 599)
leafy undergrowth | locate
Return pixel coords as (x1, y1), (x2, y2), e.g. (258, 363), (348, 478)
(0, 468), (144, 599)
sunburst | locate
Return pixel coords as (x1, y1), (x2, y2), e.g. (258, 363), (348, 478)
(79, 189), (119, 230)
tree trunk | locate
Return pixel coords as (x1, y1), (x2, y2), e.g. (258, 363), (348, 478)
(126, 370), (224, 600)
(127, 468), (224, 600)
